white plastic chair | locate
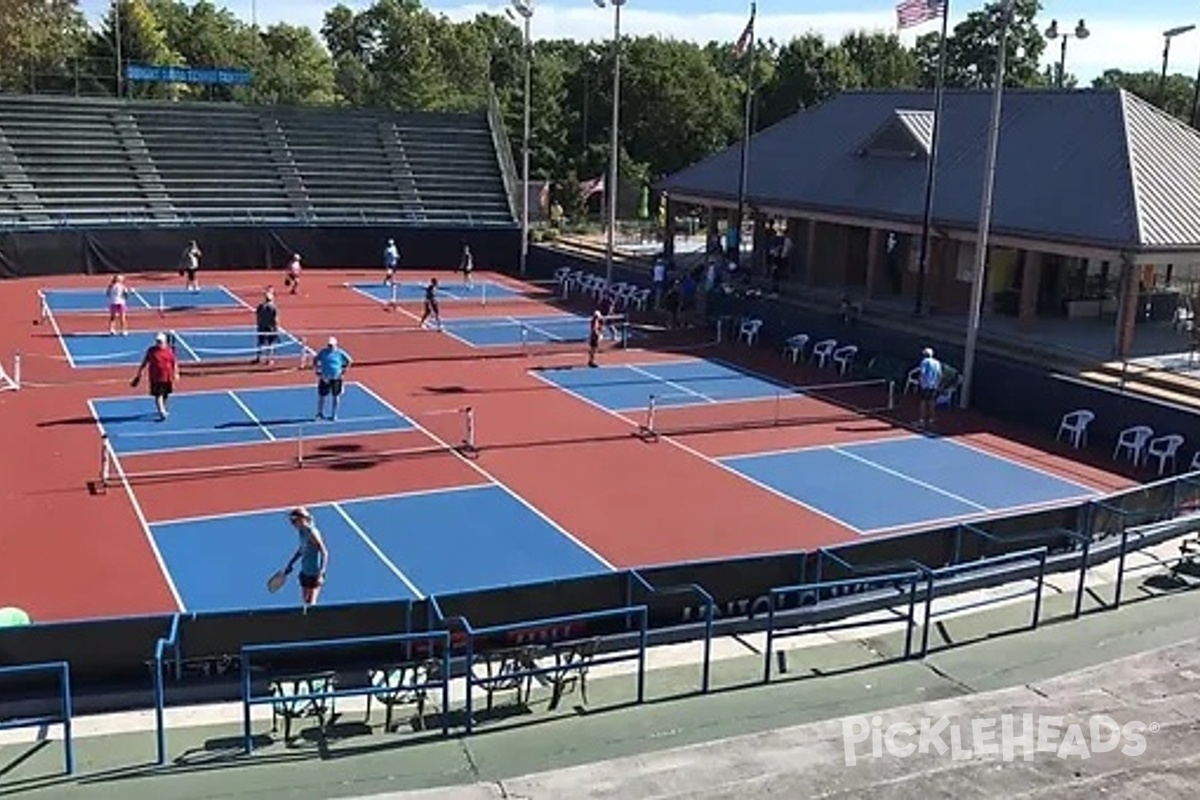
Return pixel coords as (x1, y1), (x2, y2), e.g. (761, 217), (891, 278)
(1056, 410), (1095, 449)
(904, 367), (921, 395)
(783, 334), (809, 364)
(1191, 450), (1200, 472)
(811, 339), (838, 368)
(1146, 434), (1185, 476)
(831, 345), (858, 376)
(1112, 425), (1154, 466)
(629, 288), (650, 311)
(738, 318), (763, 346)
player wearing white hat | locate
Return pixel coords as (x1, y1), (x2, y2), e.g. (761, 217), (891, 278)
(313, 336), (352, 421)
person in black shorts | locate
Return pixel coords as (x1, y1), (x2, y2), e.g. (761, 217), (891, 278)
(419, 278), (441, 330)
(254, 288), (280, 364)
(180, 240), (202, 292)
(587, 309), (602, 367)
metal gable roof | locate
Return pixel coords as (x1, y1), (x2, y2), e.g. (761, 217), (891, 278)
(658, 88), (1200, 252)
(1121, 91), (1200, 250)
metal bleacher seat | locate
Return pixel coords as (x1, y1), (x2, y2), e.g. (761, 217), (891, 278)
(0, 96), (518, 231)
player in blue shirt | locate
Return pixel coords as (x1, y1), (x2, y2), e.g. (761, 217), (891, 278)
(282, 507), (328, 607)
(313, 336), (352, 421)
(383, 239), (399, 286)
(917, 347), (943, 429)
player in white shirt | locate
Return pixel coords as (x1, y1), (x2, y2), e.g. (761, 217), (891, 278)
(107, 274), (129, 336)
(284, 253), (302, 295)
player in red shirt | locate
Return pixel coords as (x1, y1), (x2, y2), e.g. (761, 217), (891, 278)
(131, 332), (180, 421)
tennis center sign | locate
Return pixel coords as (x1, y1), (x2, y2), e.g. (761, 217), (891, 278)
(125, 64), (252, 86)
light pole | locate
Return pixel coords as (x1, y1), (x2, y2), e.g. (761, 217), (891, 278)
(114, 0), (123, 98)
(511, 0), (533, 276)
(1160, 25), (1196, 105)
(960, 0), (1015, 410)
(594, 0), (625, 289)
(1043, 19), (1089, 88)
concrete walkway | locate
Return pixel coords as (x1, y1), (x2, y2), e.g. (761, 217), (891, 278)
(368, 634), (1200, 799)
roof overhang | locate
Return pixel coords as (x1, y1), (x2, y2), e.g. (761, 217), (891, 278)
(663, 191), (1197, 264)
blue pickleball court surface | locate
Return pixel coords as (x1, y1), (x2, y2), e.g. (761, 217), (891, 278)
(534, 358), (789, 411)
(149, 484), (613, 613)
(59, 326), (307, 368)
(41, 285), (245, 315)
(91, 382), (411, 456)
(721, 435), (1101, 534)
(443, 314), (629, 348)
(350, 280), (524, 304)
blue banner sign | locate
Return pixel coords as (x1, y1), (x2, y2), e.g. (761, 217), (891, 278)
(125, 64), (253, 86)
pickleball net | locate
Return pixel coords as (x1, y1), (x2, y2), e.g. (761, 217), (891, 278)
(97, 406), (477, 489)
(638, 378), (897, 438)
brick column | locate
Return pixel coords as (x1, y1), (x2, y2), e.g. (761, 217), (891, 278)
(865, 228), (882, 300)
(1018, 250), (1042, 332)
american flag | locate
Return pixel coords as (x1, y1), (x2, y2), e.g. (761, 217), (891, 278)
(733, 11), (755, 57)
(896, 0), (945, 29)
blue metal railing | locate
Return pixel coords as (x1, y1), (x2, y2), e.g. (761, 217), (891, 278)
(152, 613), (182, 766)
(428, 597), (649, 734)
(956, 523), (1088, 613)
(917, 546), (1049, 657)
(239, 630), (452, 754)
(625, 570), (715, 693)
(0, 661), (75, 775)
(763, 570), (924, 683)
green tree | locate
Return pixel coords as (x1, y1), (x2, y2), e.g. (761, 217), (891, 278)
(0, 0), (89, 93)
(914, 0), (1047, 88)
(1093, 68), (1197, 121)
(759, 34), (858, 127)
(255, 24), (337, 105)
(88, 0), (184, 97)
(840, 31), (919, 89)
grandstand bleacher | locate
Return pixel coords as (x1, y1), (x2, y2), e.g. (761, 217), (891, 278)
(0, 95), (517, 231)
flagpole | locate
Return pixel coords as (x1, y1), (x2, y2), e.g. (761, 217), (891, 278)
(733, 2), (756, 262)
(912, 0), (949, 317)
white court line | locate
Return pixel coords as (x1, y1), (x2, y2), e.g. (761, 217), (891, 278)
(227, 390), (276, 442)
(525, 368), (867, 536)
(87, 399), (186, 611)
(716, 433), (921, 461)
(332, 502), (425, 599)
(505, 314), (564, 344)
(219, 285), (254, 311)
(865, 493), (1100, 538)
(170, 332), (201, 363)
(828, 445), (991, 512)
(127, 288), (155, 309)
(355, 382), (617, 571)
(43, 302), (77, 369)
(940, 437), (1105, 496)
(151, 483), (491, 527)
(623, 363), (716, 404)
(345, 282), (420, 322)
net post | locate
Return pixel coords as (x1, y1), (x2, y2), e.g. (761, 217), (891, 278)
(621, 319), (629, 350)
(774, 391), (782, 426)
(520, 323), (529, 349)
(644, 395), (657, 437)
(715, 318), (723, 345)
(100, 435), (111, 489)
(39, 293), (48, 321)
(159, 292), (165, 314)
(464, 406), (476, 451)
(888, 380), (896, 410)
(297, 340), (308, 370)
(389, 281), (398, 311)
(296, 424), (304, 467)
(13, 353), (20, 389)
(481, 282), (487, 307)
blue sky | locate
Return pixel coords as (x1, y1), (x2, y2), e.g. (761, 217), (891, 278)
(79, 0), (1200, 82)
